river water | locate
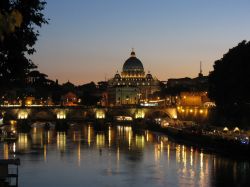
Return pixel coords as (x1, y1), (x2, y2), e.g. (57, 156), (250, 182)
(0, 122), (250, 187)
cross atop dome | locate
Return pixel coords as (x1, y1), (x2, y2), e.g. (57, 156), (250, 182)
(131, 48), (136, 57)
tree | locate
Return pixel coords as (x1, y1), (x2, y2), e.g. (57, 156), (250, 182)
(0, 0), (48, 90)
(78, 82), (101, 106)
(0, 8), (23, 40)
(209, 40), (250, 127)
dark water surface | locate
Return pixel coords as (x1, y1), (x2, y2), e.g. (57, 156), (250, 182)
(1, 123), (250, 187)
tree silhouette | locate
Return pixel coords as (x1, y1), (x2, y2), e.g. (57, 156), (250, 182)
(0, 0), (48, 90)
(209, 40), (250, 127)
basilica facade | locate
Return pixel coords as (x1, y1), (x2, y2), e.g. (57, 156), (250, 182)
(108, 50), (161, 106)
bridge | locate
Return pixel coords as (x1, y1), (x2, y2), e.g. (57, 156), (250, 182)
(0, 106), (177, 121)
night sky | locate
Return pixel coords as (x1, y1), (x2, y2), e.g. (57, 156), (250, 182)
(31, 0), (250, 85)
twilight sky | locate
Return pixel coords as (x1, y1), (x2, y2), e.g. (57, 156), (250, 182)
(31, 0), (250, 85)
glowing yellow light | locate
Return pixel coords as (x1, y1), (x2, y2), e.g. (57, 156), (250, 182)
(13, 143), (16, 153)
(77, 143), (81, 167)
(146, 131), (149, 142)
(96, 110), (105, 119)
(190, 109), (193, 113)
(10, 120), (17, 125)
(116, 116), (133, 121)
(199, 109), (204, 114)
(125, 116), (132, 121)
(108, 127), (111, 147)
(57, 132), (66, 151)
(47, 131), (51, 144)
(4, 143), (9, 159)
(223, 127), (229, 132)
(190, 147), (193, 166)
(88, 125), (91, 146)
(96, 133), (105, 147)
(135, 135), (144, 149)
(200, 152), (204, 169)
(18, 111), (28, 119)
(44, 144), (47, 162)
(18, 133), (29, 151)
(176, 145), (181, 163)
(182, 145), (187, 168)
(57, 111), (66, 119)
(161, 141), (164, 150)
(233, 127), (240, 132)
(167, 144), (170, 162)
(135, 109), (145, 119)
(128, 130), (132, 149)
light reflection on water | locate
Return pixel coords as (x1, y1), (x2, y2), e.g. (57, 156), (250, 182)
(0, 123), (250, 187)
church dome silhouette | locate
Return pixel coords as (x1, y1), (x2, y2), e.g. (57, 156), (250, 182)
(122, 49), (144, 73)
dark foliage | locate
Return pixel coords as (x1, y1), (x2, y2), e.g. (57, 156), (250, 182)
(0, 0), (48, 89)
(78, 82), (101, 106)
(209, 40), (250, 127)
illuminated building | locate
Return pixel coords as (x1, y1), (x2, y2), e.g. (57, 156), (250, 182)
(25, 96), (35, 106)
(180, 91), (210, 107)
(108, 49), (160, 105)
(61, 92), (78, 106)
(108, 86), (140, 105)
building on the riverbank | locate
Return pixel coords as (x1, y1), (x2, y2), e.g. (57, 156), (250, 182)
(107, 49), (161, 106)
(167, 76), (208, 91)
(176, 91), (215, 122)
(166, 61), (209, 94)
(163, 62), (210, 107)
(108, 86), (140, 105)
(61, 92), (79, 106)
(180, 91), (210, 107)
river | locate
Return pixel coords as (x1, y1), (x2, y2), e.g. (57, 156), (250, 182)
(0, 122), (249, 187)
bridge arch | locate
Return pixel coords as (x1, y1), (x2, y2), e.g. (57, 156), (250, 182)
(106, 108), (134, 120)
(0, 106), (177, 121)
(145, 110), (171, 119)
(145, 108), (177, 119)
(31, 108), (55, 120)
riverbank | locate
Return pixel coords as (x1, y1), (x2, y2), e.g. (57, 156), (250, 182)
(139, 121), (250, 159)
